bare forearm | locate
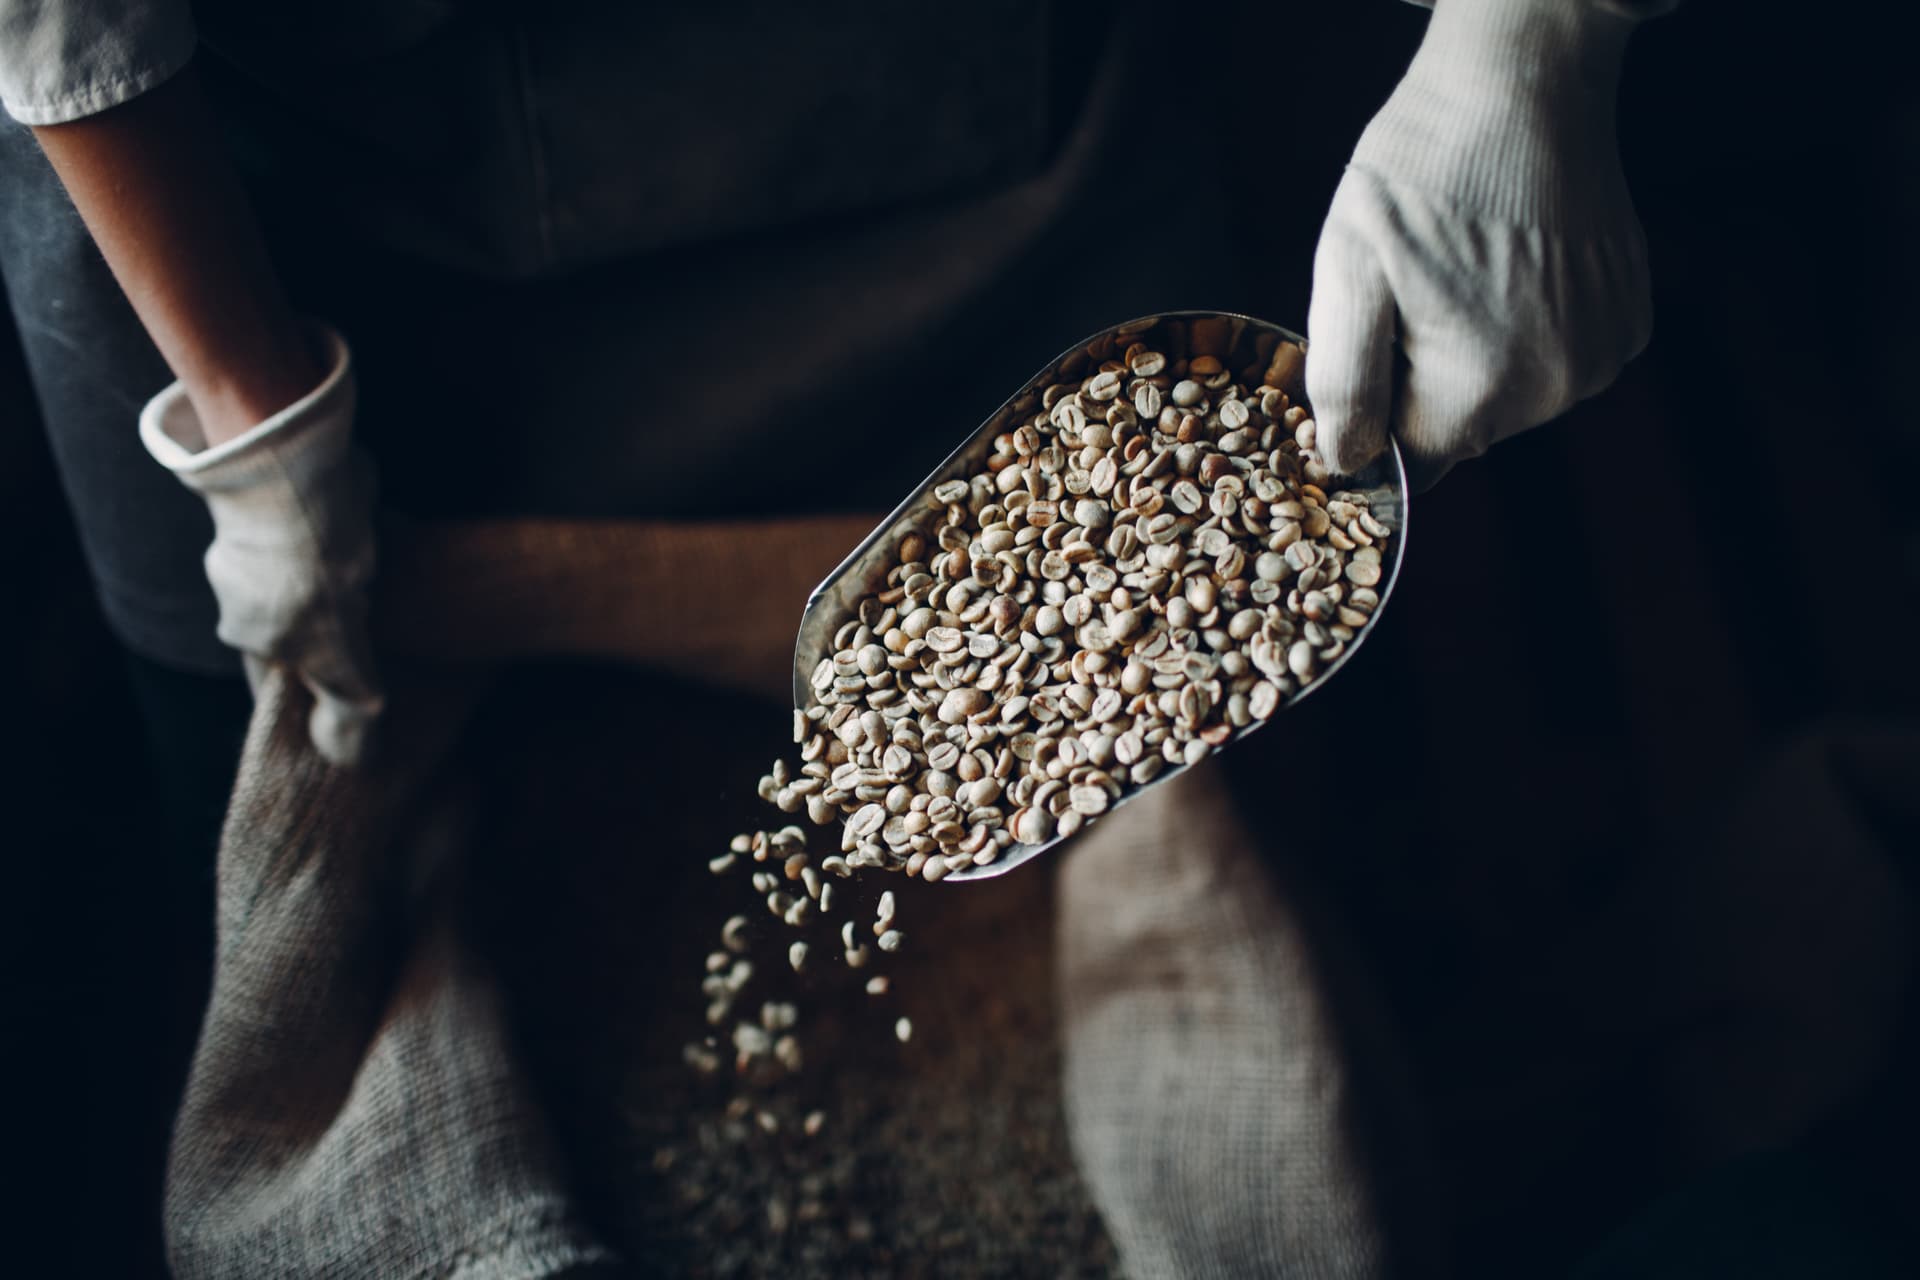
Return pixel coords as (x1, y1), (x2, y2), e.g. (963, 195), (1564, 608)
(32, 66), (319, 446)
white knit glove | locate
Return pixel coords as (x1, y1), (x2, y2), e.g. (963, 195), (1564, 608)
(1307, 0), (1661, 488)
(139, 324), (384, 765)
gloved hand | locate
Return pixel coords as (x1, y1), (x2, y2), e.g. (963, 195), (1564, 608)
(139, 323), (384, 765)
(1307, 0), (1664, 488)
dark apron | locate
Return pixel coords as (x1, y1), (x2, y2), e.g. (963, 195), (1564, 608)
(2, 1), (1248, 671)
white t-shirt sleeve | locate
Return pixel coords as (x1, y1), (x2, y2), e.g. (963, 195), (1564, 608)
(0, 0), (196, 125)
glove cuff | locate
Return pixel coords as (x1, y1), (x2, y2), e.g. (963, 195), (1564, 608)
(1355, 0), (1650, 231)
(1399, 0), (1676, 16)
(139, 322), (356, 496)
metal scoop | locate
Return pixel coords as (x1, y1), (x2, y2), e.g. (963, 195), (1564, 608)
(793, 311), (1407, 882)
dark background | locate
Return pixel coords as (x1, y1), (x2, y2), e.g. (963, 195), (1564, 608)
(5, 1), (1917, 1276)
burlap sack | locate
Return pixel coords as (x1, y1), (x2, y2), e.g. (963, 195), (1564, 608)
(162, 516), (876, 1279)
(162, 662), (619, 1279)
(158, 516), (1920, 1278)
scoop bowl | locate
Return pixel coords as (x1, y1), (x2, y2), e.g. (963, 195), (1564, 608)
(793, 311), (1407, 882)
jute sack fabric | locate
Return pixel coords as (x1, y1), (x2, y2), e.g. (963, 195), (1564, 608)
(161, 515), (878, 1280)
(158, 515), (1920, 1278)
(1057, 763), (1420, 1280)
(161, 661), (619, 1279)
